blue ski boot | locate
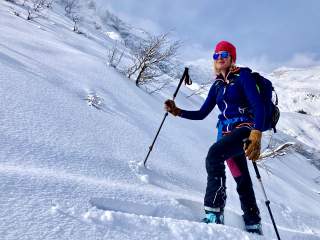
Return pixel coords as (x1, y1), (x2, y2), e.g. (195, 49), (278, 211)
(243, 207), (263, 235)
(202, 209), (224, 224)
(244, 222), (263, 235)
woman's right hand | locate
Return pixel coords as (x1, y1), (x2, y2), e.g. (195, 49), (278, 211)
(164, 99), (181, 116)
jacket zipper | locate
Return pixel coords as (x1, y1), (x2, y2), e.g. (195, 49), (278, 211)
(223, 71), (232, 120)
(223, 87), (228, 120)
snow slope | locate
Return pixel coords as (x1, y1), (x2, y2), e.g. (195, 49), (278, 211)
(1, 1), (320, 239)
(269, 67), (320, 150)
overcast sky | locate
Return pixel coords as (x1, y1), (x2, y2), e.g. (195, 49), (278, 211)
(98, 0), (320, 72)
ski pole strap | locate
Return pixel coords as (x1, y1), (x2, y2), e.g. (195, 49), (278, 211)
(173, 68), (192, 99)
(184, 69), (192, 85)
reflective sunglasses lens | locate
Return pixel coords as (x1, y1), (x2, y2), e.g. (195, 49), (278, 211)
(213, 53), (219, 60)
(220, 51), (229, 59)
(213, 51), (229, 60)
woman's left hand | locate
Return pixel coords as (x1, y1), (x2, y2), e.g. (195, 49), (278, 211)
(244, 130), (262, 161)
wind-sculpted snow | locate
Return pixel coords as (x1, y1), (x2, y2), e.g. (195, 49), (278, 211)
(0, 1), (320, 240)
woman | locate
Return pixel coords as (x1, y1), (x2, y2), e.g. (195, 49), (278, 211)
(164, 41), (263, 234)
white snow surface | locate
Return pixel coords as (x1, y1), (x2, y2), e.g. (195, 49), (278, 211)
(1, 1), (320, 240)
(105, 32), (121, 41)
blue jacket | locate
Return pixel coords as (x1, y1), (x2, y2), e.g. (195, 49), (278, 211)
(180, 67), (265, 136)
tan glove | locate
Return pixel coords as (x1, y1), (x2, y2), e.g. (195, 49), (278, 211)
(164, 99), (181, 116)
(244, 130), (262, 161)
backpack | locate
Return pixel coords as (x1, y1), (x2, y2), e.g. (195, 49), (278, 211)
(251, 72), (280, 133)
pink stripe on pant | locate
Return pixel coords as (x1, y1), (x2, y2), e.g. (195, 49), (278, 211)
(226, 157), (242, 177)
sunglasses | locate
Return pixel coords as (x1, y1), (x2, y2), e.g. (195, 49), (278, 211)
(213, 51), (230, 60)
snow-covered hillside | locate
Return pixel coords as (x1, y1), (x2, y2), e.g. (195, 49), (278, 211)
(0, 1), (320, 240)
(268, 67), (320, 150)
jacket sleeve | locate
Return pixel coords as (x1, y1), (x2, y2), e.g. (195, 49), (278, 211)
(241, 71), (265, 131)
(179, 83), (217, 120)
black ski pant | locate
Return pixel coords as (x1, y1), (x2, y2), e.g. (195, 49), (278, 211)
(204, 127), (261, 224)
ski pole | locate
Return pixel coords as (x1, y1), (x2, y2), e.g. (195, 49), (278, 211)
(252, 161), (281, 240)
(143, 67), (192, 167)
(243, 139), (281, 239)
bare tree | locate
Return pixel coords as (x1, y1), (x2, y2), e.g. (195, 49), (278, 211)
(61, 0), (79, 16)
(127, 33), (180, 87)
(59, 0), (83, 33)
(45, 0), (54, 9)
(26, 0), (50, 20)
(186, 81), (212, 98)
(71, 14), (81, 32)
(5, 0), (19, 16)
(107, 42), (124, 69)
(145, 79), (171, 94)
